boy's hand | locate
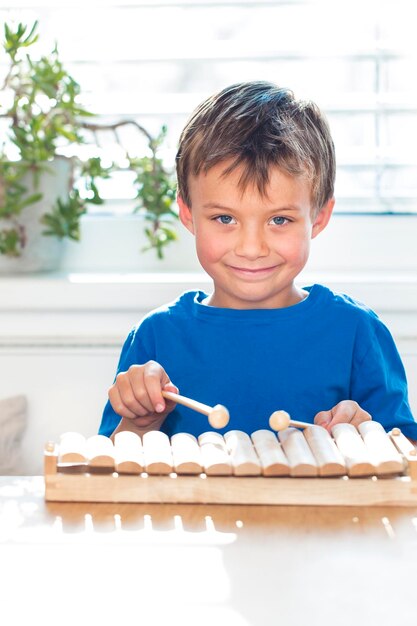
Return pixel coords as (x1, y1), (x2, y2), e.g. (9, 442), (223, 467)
(108, 360), (178, 434)
(314, 400), (372, 432)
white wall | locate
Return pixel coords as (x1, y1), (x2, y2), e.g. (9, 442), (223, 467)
(0, 348), (118, 474)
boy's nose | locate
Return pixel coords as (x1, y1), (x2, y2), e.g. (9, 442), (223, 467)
(235, 227), (269, 259)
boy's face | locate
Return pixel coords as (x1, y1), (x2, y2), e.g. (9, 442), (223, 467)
(178, 161), (334, 309)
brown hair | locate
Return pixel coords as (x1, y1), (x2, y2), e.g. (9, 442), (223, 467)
(176, 81), (335, 212)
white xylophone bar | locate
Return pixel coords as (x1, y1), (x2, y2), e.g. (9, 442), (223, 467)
(278, 427), (318, 476)
(197, 431), (233, 475)
(59, 432), (87, 463)
(114, 431), (144, 474)
(224, 431), (262, 476)
(303, 425), (346, 476)
(331, 423), (376, 476)
(357, 421), (405, 475)
(143, 431), (173, 474)
(171, 433), (203, 474)
(86, 435), (115, 469)
(251, 429), (290, 476)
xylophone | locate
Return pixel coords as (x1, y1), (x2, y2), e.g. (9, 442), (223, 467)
(44, 421), (417, 506)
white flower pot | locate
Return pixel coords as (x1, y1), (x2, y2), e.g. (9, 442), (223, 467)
(0, 157), (72, 274)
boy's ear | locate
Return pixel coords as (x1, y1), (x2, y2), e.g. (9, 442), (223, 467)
(311, 197), (335, 239)
(177, 194), (195, 234)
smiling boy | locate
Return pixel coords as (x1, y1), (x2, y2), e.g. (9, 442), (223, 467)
(99, 81), (417, 440)
(178, 161), (332, 310)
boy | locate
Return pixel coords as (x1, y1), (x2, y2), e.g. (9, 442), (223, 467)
(99, 81), (417, 441)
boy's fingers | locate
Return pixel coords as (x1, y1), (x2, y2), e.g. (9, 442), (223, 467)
(115, 370), (150, 415)
(350, 408), (372, 428)
(314, 410), (332, 428)
(162, 382), (179, 394)
(160, 383), (181, 411)
(125, 362), (168, 414)
(315, 401), (373, 431)
(108, 385), (139, 419)
(110, 361), (178, 418)
(328, 401), (357, 427)
(142, 361), (176, 413)
(329, 401), (367, 428)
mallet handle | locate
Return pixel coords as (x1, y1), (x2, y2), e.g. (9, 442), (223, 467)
(289, 419), (310, 430)
(162, 390), (212, 417)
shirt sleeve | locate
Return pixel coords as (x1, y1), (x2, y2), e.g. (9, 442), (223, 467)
(351, 313), (417, 439)
(98, 320), (155, 437)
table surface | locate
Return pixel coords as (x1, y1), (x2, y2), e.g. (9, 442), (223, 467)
(1, 476), (417, 626)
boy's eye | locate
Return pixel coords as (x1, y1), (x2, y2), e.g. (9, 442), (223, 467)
(270, 216), (289, 226)
(215, 215), (235, 224)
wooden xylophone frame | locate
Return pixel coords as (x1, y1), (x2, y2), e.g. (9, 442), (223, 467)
(44, 426), (417, 507)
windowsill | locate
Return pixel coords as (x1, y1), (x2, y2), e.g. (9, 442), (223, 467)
(2, 212), (417, 345)
(0, 271), (212, 311)
(1, 268), (417, 310)
(1, 270), (417, 347)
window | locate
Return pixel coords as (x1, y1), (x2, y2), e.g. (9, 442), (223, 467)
(2, 0), (416, 217)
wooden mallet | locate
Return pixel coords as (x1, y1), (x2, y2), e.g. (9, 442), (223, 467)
(162, 390), (230, 429)
(269, 410), (311, 432)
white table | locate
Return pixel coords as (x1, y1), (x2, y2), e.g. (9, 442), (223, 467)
(1, 476), (417, 626)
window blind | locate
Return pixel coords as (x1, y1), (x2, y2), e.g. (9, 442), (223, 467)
(1, 0), (416, 214)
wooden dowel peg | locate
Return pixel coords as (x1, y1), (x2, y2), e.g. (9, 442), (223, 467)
(389, 428), (417, 480)
(269, 410), (311, 432)
(162, 390), (229, 429)
(44, 441), (58, 475)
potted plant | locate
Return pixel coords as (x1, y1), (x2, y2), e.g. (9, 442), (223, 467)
(0, 21), (178, 272)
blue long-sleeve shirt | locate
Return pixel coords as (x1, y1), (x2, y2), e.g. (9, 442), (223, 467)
(99, 284), (417, 439)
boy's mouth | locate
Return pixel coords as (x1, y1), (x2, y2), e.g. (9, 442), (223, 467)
(227, 264), (279, 278)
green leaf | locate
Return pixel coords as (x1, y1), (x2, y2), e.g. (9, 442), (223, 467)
(41, 191), (86, 241)
(0, 228), (21, 257)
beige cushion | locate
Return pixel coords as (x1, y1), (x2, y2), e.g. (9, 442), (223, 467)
(0, 395), (27, 474)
